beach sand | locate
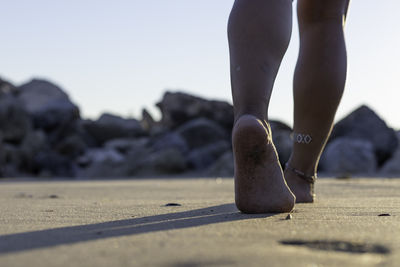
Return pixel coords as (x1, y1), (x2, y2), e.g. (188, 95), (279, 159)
(1, 178), (399, 267)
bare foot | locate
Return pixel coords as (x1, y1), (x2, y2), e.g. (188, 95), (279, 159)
(284, 167), (315, 203)
(233, 115), (295, 213)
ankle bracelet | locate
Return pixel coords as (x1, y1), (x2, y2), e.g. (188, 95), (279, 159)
(285, 163), (317, 184)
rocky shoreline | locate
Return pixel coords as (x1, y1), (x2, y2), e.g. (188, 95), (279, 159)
(1, 77), (399, 178)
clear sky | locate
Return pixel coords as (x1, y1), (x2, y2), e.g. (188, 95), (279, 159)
(1, 1), (400, 129)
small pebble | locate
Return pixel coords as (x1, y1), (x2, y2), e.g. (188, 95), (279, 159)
(378, 213), (391, 217)
(285, 214), (292, 220)
(49, 195), (59, 199)
(164, 203), (181, 207)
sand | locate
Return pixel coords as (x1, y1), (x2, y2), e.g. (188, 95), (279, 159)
(1, 177), (399, 267)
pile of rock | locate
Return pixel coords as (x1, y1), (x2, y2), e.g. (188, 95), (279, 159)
(0, 77), (399, 179)
(0, 78), (234, 178)
(320, 106), (399, 176)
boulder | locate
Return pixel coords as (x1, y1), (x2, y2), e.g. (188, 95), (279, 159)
(133, 148), (187, 176)
(206, 151), (234, 177)
(77, 140), (157, 178)
(140, 108), (156, 132)
(104, 137), (150, 155)
(151, 132), (189, 154)
(0, 78), (19, 97)
(0, 130), (55, 177)
(0, 95), (32, 143)
(54, 134), (87, 159)
(77, 148), (125, 168)
(75, 119), (98, 148)
(82, 113), (146, 145)
(175, 118), (229, 150)
(76, 148), (127, 178)
(270, 120), (293, 167)
(187, 140), (230, 170)
(379, 132), (400, 176)
(380, 149), (400, 176)
(79, 146), (187, 178)
(0, 133), (21, 177)
(140, 108), (167, 137)
(156, 91), (233, 130)
(329, 105), (398, 165)
(19, 130), (48, 173)
(0, 134), (3, 176)
(43, 118), (97, 159)
(0, 143), (22, 177)
(34, 149), (76, 177)
(270, 120), (292, 132)
(17, 79), (80, 131)
(319, 137), (377, 176)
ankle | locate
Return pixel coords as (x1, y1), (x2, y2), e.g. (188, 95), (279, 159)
(286, 158), (317, 177)
(234, 110), (267, 125)
(233, 114), (271, 137)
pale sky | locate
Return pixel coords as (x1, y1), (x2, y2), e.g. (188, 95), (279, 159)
(1, 1), (399, 128)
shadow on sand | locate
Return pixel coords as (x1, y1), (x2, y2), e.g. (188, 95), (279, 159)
(0, 203), (274, 254)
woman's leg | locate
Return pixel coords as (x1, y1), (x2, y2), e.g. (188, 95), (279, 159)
(285, 0), (349, 202)
(228, 0), (295, 213)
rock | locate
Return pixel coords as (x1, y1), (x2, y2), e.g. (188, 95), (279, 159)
(206, 151), (234, 177)
(379, 132), (400, 175)
(33, 118), (93, 160)
(164, 203), (182, 207)
(107, 139), (187, 177)
(156, 91), (233, 130)
(270, 120), (293, 167)
(19, 130), (48, 173)
(272, 130), (293, 168)
(141, 108), (156, 132)
(285, 214), (293, 220)
(79, 146), (186, 178)
(34, 150), (76, 177)
(175, 118), (228, 150)
(77, 148), (126, 168)
(319, 137), (377, 176)
(104, 137), (150, 155)
(187, 140), (230, 169)
(270, 120), (292, 132)
(17, 79), (80, 131)
(54, 134), (87, 159)
(82, 113), (146, 145)
(141, 108), (167, 137)
(133, 148), (187, 176)
(76, 148), (127, 178)
(151, 132), (189, 154)
(0, 142), (22, 177)
(75, 119), (98, 148)
(329, 105), (398, 165)
(380, 150), (400, 175)
(0, 139), (35, 177)
(0, 135), (3, 176)
(0, 95), (32, 143)
(87, 138), (153, 177)
(0, 78), (19, 97)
